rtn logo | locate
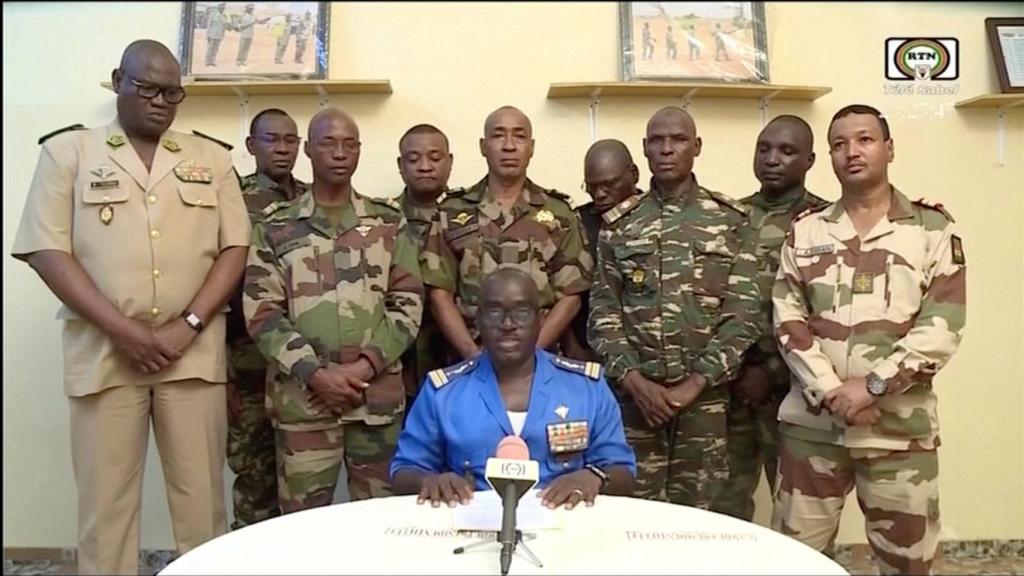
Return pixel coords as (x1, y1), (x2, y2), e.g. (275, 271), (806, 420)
(886, 38), (959, 81)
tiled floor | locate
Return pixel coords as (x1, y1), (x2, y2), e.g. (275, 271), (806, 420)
(6, 544), (1023, 574)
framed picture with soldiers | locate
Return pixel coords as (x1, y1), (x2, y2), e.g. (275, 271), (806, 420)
(619, 1), (769, 83)
(179, 1), (330, 80)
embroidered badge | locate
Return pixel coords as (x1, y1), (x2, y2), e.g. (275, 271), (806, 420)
(451, 212), (472, 226)
(554, 405), (569, 420)
(106, 134), (125, 148)
(535, 209), (554, 224)
(852, 272), (874, 294)
(99, 204), (114, 225)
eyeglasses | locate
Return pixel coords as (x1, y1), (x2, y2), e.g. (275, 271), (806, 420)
(480, 306), (536, 326)
(123, 72), (187, 104)
(257, 134), (302, 147)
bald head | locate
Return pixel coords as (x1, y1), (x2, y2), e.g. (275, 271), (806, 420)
(113, 39), (182, 141)
(585, 140), (639, 214)
(484, 106), (532, 137)
(646, 106), (697, 136)
(762, 114), (814, 150)
(753, 114), (816, 195)
(305, 107), (361, 187)
(585, 139), (634, 172)
(119, 39), (178, 75)
(481, 268), (539, 306)
(644, 106), (702, 187)
(308, 107), (358, 141)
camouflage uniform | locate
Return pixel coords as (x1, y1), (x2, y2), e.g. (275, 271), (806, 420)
(226, 173), (309, 529)
(711, 187), (828, 521)
(771, 188), (966, 574)
(243, 190), (424, 512)
(397, 188), (458, 400)
(420, 177), (592, 342)
(588, 179), (762, 509)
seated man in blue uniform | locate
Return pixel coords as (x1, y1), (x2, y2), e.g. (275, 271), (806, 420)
(391, 268), (636, 509)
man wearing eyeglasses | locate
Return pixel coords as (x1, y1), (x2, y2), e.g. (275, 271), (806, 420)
(11, 40), (250, 574)
(391, 268), (636, 509)
(244, 107), (424, 512)
(225, 108), (309, 530)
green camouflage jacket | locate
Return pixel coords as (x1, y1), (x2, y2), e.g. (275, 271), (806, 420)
(589, 179), (763, 387)
(244, 190), (424, 430)
(773, 187), (966, 450)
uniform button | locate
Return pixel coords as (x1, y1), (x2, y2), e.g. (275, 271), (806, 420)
(463, 460), (471, 468)
(148, 195), (157, 204)
(195, 199), (204, 206)
(562, 462), (570, 468)
(151, 307), (160, 317)
(153, 269), (161, 278)
(102, 195), (110, 202)
(150, 230), (161, 239)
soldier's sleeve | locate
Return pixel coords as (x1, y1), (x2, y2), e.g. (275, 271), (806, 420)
(585, 376), (638, 476)
(11, 140), (75, 259)
(214, 151), (251, 249)
(692, 222), (764, 386)
(549, 210), (593, 299)
(389, 381), (445, 478)
(419, 210), (458, 291)
(871, 224), (966, 393)
(772, 230), (843, 407)
(360, 219), (425, 376)
(243, 222), (324, 387)
(587, 228), (641, 380)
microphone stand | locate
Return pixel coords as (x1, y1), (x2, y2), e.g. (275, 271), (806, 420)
(452, 530), (542, 571)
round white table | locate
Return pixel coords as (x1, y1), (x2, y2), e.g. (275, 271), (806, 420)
(161, 494), (847, 575)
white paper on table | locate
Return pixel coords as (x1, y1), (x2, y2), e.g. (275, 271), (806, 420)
(451, 489), (563, 532)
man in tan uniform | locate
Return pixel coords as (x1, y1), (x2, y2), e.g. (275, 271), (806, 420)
(11, 40), (250, 575)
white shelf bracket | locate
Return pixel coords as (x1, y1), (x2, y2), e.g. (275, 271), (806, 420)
(232, 86), (250, 162)
(994, 100), (1024, 167)
(680, 88), (698, 110)
(759, 90), (781, 127)
(316, 84), (329, 109)
(588, 88), (601, 144)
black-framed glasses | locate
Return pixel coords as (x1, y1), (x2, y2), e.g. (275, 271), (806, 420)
(480, 306), (537, 326)
(123, 72), (187, 104)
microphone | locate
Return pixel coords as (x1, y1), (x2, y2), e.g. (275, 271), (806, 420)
(485, 436), (539, 576)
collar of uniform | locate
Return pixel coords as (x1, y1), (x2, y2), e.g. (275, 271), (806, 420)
(824, 185), (913, 223)
(472, 349), (555, 437)
(254, 172), (307, 201)
(650, 173), (702, 205)
(750, 186), (809, 211)
(401, 186), (445, 208)
(464, 177), (549, 207)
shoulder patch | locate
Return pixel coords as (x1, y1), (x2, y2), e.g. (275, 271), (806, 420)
(192, 130), (234, 151)
(912, 198), (955, 223)
(705, 189), (749, 216)
(602, 193), (644, 225)
(428, 357), (478, 389)
(794, 202), (831, 222)
(550, 355), (602, 381)
(367, 195), (402, 212)
(38, 124), (85, 145)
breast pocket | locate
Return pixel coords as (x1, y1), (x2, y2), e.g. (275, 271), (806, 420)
(80, 181), (130, 230)
(177, 182), (219, 208)
(276, 237), (329, 319)
(692, 238), (737, 303)
(614, 242), (658, 298)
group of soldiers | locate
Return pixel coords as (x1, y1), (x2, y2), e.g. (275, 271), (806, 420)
(14, 39), (965, 576)
(203, 3), (314, 68)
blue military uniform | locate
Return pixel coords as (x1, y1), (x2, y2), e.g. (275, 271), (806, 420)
(390, 350), (636, 489)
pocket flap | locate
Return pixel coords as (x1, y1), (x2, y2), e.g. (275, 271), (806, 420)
(177, 182), (219, 207)
(695, 239), (735, 258)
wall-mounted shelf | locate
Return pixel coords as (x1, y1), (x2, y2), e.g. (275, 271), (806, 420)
(954, 93), (1024, 166)
(547, 81), (831, 142)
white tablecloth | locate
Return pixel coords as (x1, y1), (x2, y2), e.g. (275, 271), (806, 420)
(161, 494), (847, 575)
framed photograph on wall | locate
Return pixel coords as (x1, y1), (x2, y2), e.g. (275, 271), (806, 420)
(985, 17), (1024, 94)
(179, 1), (330, 80)
(620, 2), (769, 83)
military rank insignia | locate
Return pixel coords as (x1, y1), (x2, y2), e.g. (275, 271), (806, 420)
(631, 269), (646, 285)
(951, 235), (965, 265)
(546, 420), (589, 454)
(355, 225), (372, 237)
(106, 134), (126, 148)
(451, 212), (472, 226)
(173, 163), (214, 183)
(99, 204), (114, 225)
(852, 272), (874, 294)
(535, 209), (554, 224)
(162, 139), (181, 153)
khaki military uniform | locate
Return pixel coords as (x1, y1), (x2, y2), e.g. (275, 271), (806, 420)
(771, 188), (966, 574)
(420, 177), (593, 344)
(226, 172), (309, 529)
(11, 120), (251, 575)
(588, 179), (763, 510)
(244, 190), (424, 512)
(711, 187), (828, 521)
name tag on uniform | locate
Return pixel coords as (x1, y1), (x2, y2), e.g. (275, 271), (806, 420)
(89, 180), (120, 190)
(546, 420), (589, 454)
(795, 244), (834, 257)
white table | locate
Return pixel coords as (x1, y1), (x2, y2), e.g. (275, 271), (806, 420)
(161, 494), (847, 575)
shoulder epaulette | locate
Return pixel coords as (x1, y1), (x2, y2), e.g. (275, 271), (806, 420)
(443, 186), (469, 199)
(545, 188), (572, 204)
(427, 357), (478, 389)
(602, 193), (644, 225)
(550, 355), (602, 380)
(805, 190), (829, 207)
(367, 195), (402, 212)
(261, 200), (290, 218)
(794, 202), (831, 222)
(192, 130), (233, 151)
(705, 189), (749, 216)
(38, 124), (85, 145)
(912, 198), (956, 223)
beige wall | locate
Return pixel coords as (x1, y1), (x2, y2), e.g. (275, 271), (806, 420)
(4, 2), (1022, 549)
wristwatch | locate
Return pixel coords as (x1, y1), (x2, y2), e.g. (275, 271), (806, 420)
(866, 372), (888, 397)
(181, 310), (204, 333)
(584, 464), (610, 490)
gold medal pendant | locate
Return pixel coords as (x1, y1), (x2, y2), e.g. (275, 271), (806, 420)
(99, 204), (114, 225)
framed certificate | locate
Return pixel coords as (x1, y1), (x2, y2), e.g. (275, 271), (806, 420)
(986, 17), (1024, 93)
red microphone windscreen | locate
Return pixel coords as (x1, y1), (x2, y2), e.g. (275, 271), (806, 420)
(495, 435), (530, 460)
